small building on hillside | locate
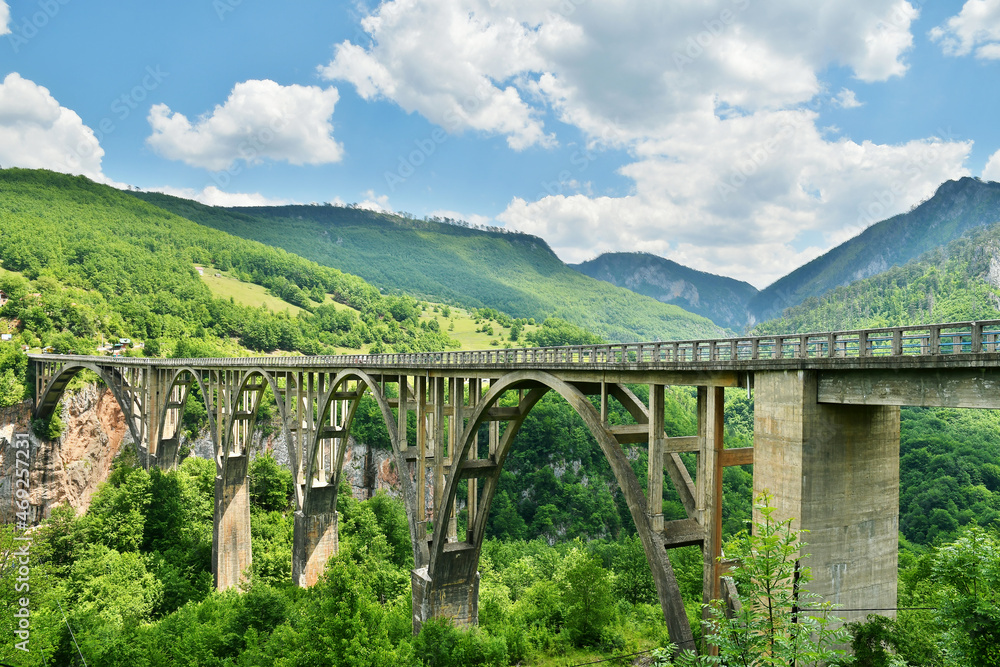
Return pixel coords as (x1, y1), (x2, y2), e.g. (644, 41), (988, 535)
(0, 290), (7, 307)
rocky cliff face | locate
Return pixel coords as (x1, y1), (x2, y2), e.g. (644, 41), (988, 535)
(1, 385), (402, 528)
(0, 384), (128, 525)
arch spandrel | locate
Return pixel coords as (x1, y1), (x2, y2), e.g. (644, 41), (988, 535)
(300, 369), (420, 560)
(426, 370), (693, 649)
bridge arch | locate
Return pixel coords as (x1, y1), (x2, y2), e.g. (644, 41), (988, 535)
(151, 367), (214, 470)
(421, 370), (693, 648)
(294, 368), (420, 585)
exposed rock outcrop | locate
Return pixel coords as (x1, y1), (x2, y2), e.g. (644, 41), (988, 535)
(0, 385), (128, 525)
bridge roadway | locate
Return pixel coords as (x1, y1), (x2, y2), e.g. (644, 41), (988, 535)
(28, 320), (1000, 651)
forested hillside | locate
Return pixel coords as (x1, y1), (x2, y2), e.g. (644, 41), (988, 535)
(131, 192), (724, 343)
(0, 168), (460, 380)
(571, 252), (758, 330)
(753, 220), (1000, 553)
(750, 177), (1000, 322)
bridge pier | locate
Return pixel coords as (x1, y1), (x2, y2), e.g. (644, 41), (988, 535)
(214, 454), (252, 591)
(412, 550), (480, 633)
(293, 485), (339, 587)
(754, 370), (900, 622)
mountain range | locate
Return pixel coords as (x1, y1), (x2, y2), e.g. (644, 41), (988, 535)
(572, 177), (1000, 330)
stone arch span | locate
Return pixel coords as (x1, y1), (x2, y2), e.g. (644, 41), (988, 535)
(420, 370), (694, 649)
(293, 368), (419, 586)
(152, 367), (214, 470)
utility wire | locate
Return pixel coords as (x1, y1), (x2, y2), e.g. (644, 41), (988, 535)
(55, 598), (88, 667)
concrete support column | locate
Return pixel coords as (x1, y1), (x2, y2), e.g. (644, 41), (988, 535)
(411, 549), (480, 633)
(754, 371), (900, 623)
(213, 454), (252, 591)
(293, 485), (339, 587)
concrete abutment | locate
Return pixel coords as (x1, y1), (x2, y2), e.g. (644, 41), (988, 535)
(754, 370), (900, 623)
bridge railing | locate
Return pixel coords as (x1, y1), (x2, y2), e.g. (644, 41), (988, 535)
(329, 319), (1000, 366)
(29, 320), (1000, 368)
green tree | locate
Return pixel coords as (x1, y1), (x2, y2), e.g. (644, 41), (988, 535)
(684, 492), (849, 665)
(931, 524), (1000, 665)
(560, 544), (616, 647)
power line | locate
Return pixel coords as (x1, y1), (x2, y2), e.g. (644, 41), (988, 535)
(55, 598), (88, 667)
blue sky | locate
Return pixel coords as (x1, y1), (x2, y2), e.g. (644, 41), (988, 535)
(1, 0), (999, 287)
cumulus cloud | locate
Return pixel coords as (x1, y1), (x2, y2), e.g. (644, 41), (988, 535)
(1, 2), (10, 35)
(0, 72), (118, 184)
(930, 0), (1000, 59)
(833, 88), (863, 109)
(499, 110), (971, 287)
(327, 0), (959, 287)
(355, 190), (392, 213)
(322, 0), (917, 148)
(319, 0), (554, 150)
(984, 149), (1000, 182)
(147, 79), (344, 171)
(150, 185), (295, 207)
(429, 209), (494, 228)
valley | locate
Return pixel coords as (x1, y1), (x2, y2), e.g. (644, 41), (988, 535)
(1, 167), (1000, 666)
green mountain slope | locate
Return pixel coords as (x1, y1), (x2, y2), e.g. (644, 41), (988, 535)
(571, 252), (759, 330)
(753, 221), (1000, 335)
(0, 168), (457, 363)
(130, 193), (724, 342)
(750, 177), (1000, 323)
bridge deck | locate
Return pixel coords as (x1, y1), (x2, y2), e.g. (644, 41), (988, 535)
(28, 319), (1000, 374)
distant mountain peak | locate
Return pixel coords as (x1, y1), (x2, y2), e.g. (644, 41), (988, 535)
(571, 252), (758, 330)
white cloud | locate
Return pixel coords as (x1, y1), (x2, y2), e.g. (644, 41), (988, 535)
(322, 0), (917, 150)
(0, 72), (120, 184)
(1, 2), (10, 35)
(833, 88), (863, 109)
(930, 0), (1000, 59)
(319, 0), (554, 150)
(327, 0), (952, 287)
(499, 110), (971, 287)
(150, 185), (295, 207)
(984, 149), (1000, 182)
(146, 79), (344, 171)
(356, 189), (391, 213)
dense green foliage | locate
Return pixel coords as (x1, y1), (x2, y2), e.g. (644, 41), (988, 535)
(131, 191), (724, 343)
(0, 453), (686, 666)
(670, 493), (849, 666)
(0, 168), (459, 361)
(844, 524), (1000, 666)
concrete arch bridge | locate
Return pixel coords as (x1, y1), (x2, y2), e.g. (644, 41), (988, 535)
(29, 319), (1000, 649)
